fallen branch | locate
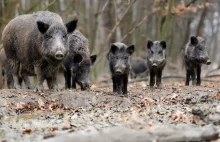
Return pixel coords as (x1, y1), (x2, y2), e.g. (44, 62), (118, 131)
(96, 75), (220, 86)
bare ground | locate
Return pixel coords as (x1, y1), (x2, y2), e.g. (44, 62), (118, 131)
(0, 79), (219, 142)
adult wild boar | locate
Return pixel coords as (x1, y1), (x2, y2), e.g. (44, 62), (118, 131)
(64, 30), (97, 90)
(2, 11), (78, 92)
(146, 40), (166, 88)
(182, 36), (211, 86)
(108, 42), (135, 95)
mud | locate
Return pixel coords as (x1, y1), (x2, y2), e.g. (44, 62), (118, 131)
(0, 79), (219, 141)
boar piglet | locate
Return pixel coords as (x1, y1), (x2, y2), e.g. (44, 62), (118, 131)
(2, 11), (78, 92)
(182, 36), (211, 86)
(108, 42), (135, 95)
(130, 57), (148, 79)
(64, 30), (97, 90)
(146, 40), (166, 88)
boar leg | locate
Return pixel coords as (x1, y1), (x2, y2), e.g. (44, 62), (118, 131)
(12, 64), (22, 89)
(112, 76), (117, 93)
(34, 66), (44, 92)
(122, 74), (128, 94)
(149, 69), (155, 87)
(18, 77), (23, 87)
(156, 69), (162, 88)
(46, 77), (53, 89)
(71, 76), (76, 89)
(64, 68), (71, 89)
(51, 72), (59, 91)
(196, 66), (201, 86)
(185, 69), (190, 86)
(115, 75), (123, 94)
(6, 68), (13, 89)
(23, 75), (32, 89)
(190, 67), (196, 85)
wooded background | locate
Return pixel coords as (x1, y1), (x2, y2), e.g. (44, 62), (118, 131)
(0, 0), (218, 82)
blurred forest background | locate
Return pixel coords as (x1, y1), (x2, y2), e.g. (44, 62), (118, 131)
(0, 0), (219, 84)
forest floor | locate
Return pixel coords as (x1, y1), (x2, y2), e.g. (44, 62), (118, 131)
(0, 78), (219, 142)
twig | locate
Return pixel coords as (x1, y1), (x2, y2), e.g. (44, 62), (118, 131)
(113, 0), (118, 23)
(103, 0), (137, 50)
(186, 0), (197, 7)
(95, 0), (137, 65)
(43, 0), (57, 11)
(99, 0), (110, 14)
(205, 74), (220, 78)
(120, 14), (149, 42)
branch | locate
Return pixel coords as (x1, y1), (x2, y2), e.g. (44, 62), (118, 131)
(104, 0), (137, 49)
(186, 0), (197, 7)
(113, 0), (118, 23)
(99, 0), (110, 15)
(95, 0), (137, 65)
(43, 0), (57, 11)
(96, 75), (220, 86)
(120, 14), (149, 42)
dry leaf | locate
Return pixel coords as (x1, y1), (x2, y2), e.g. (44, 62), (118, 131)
(23, 128), (32, 134)
(38, 98), (45, 108)
(172, 110), (183, 121)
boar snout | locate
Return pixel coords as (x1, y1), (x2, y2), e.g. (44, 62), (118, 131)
(115, 65), (126, 75)
(206, 59), (211, 65)
(115, 69), (123, 75)
(200, 56), (211, 65)
(152, 63), (157, 68)
(55, 51), (64, 60)
(80, 82), (90, 91)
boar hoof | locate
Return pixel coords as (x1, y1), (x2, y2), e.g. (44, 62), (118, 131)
(14, 84), (21, 89)
(35, 85), (44, 92)
(192, 81), (196, 86)
(52, 85), (60, 92)
(26, 85), (32, 89)
(157, 83), (163, 88)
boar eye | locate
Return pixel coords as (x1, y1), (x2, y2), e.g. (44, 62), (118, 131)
(115, 56), (119, 59)
(151, 50), (154, 54)
(158, 51), (162, 54)
(63, 35), (67, 39)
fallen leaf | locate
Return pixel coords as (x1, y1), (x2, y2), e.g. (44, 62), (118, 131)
(38, 98), (45, 109)
(23, 128), (32, 134)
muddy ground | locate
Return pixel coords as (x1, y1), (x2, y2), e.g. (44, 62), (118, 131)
(0, 78), (219, 142)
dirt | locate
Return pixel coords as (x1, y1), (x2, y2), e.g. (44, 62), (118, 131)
(0, 79), (219, 141)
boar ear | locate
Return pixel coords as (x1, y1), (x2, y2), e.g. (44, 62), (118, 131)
(37, 21), (49, 34)
(160, 41), (166, 49)
(127, 45), (135, 55)
(190, 36), (198, 46)
(66, 19), (78, 33)
(90, 55), (97, 64)
(74, 54), (83, 64)
(110, 44), (118, 54)
(147, 40), (153, 49)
